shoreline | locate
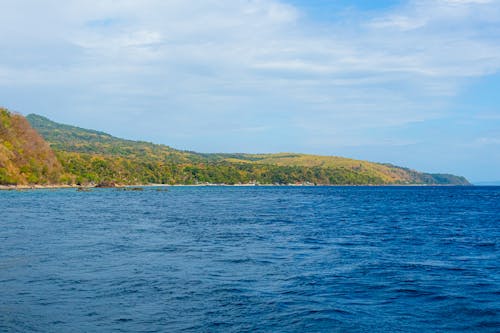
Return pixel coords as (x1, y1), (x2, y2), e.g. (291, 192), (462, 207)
(0, 183), (474, 190)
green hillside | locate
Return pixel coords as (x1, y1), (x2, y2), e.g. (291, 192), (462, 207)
(26, 114), (470, 186)
(0, 109), (63, 185)
(26, 114), (203, 163)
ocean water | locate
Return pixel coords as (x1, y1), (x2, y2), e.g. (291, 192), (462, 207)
(0, 186), (499, 332)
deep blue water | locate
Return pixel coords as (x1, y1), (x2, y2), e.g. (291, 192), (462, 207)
(1, 186), (499, 332)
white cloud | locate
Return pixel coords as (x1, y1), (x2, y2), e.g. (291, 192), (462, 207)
(0, 0), (499, 151)
(444, 0), (493, 4)
(475, 136), (500, 145)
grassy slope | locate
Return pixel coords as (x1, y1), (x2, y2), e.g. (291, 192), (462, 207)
(0, 109), (63, 185)
(26, 114), (470, 185)
(26, 114), (201, 163)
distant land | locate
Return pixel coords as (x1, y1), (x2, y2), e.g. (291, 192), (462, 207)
(0, 107), (471, 186)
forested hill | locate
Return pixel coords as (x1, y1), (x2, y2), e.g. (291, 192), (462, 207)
(24, 113), (470, 186)
(0, 109), (62, 185)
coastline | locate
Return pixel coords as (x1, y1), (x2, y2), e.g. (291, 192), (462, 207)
(0, 183), (473, 190)
(0, 184), (82, 191)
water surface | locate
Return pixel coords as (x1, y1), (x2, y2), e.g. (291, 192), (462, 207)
(1, 186), (499, 332)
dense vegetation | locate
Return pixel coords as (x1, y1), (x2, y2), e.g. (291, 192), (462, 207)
(24, 113), (470, 186)
(0, 108), (62, 185)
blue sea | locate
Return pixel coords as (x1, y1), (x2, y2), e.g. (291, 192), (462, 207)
(1, 186), (499, 332)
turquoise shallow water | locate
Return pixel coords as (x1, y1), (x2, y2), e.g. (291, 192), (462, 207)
(0, 186), (499, 332)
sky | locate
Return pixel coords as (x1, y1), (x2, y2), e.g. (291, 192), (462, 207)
(1, 0), (499, 183)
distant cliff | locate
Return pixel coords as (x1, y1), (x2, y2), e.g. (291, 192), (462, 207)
(25, 113), (470, 186)
(0, 108), (62, 185)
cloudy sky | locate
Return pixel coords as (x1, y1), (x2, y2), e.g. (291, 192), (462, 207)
(1, 0), (499, 182)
